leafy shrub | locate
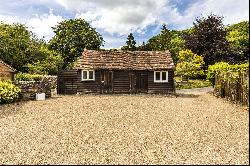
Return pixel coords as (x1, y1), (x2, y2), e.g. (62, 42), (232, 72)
(15, 73), (43, 81)
(175, 49), (205, 79)
(175, 77), (212, 89)
(0, 80), (21, 104)
(25, 47), (63, 75)
(206, 62), (249, 85)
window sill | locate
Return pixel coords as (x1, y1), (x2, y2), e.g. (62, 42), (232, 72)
(154, 81), (168, 83)
(81, 79), (95, 82)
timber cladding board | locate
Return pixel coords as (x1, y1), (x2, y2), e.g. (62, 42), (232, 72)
(147, 70), (174, 94)
(76, 70), (101, 93)
(57, 70), (78, 94)
(113, 71), (130, 92)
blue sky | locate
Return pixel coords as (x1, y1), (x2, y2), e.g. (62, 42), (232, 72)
(0, 0), (249, 49)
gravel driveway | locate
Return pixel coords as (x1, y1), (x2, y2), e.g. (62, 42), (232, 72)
(176, 86), (214, 94)
(0, 92), (249, 164)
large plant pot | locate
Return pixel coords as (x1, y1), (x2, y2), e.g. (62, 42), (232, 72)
(36, 93), (45, 101)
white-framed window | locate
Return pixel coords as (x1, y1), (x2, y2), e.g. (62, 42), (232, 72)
(81, 70), (95, 81)
(154, 71), (168, 83)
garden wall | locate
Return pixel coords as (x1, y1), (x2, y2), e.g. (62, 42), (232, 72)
(214, 69), (249, 106)
(14, 76), (57, 101)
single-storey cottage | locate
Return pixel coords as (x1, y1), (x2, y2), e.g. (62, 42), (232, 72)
(57, 50), (175, 94)
(0, 59), (16, 81)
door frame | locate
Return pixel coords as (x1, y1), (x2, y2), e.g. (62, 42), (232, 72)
(100, 70), (113, 93)
(135, 71), (148, 93)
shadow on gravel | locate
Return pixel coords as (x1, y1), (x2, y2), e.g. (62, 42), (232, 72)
(175, 93), (200, 98)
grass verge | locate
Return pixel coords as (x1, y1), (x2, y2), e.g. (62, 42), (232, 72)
(175, 77), (212, 90)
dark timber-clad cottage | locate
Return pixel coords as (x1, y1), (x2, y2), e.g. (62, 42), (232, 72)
(58, 50), (175, 94)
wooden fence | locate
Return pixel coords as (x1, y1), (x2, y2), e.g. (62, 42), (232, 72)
(214, 69), (249, 106)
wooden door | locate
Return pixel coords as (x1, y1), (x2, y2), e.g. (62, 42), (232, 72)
(135, 72), (148, 93)
(100, 70), (113, 93)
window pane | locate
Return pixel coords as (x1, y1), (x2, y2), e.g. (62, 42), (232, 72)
(155, 72), (160, 80)
(89, 71), (94, 79)
(82, 71), (87, 79)
(162, 72), (166, 80)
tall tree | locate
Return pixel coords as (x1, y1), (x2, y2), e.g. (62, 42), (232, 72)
(0, 23), (45, 72)
(142, 25), (184, 64)
(137, 41), (149, 51)
(122, 33), (136, 51)
(49, 19), (104, 69)
(159, 24), (172, 50)
(184, 14), (229, 67)
(146, 24), (172, 51)
(226, 21), (249, 62)
(25, 46), (63, 75)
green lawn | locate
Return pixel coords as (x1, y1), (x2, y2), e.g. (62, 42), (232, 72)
(175, 77), (212, 90)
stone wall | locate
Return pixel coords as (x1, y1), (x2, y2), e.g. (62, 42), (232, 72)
(14, 76), (57, 101)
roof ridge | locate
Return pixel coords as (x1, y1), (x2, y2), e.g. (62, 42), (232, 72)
(0, 59), (16, 72)
(75, 50), (175, 70)
(84, 49), (170, 53)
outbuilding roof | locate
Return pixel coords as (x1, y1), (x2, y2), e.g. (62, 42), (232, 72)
(0, 59), (16, 72)
(74, 50), (175, 70)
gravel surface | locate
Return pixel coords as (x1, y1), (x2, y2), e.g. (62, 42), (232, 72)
(176, 86), (214, 94)
(0, 93), (249, 164)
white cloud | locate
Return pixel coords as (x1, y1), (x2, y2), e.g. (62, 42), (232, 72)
(55, 0), (249, 35)
(189, 0), (249, 25)
(57, 0), (168, 35)
(101, 34), (127, 49)
(0, 11), (64, 41)
(0, 15), (20, 24)
(26, 11), (64, 40)
(163, 0), (250, 30)
(1, 0), (249, 48)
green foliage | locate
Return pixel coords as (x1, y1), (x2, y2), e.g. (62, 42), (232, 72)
(227, 21), (249, 34)
(15, 73), (44, 81)
(226, 21), (249, 62)
(169, 34), (185, 64)
(176, 50), (205, 79)
(0, 23), (45, 72)
(206, 62), (249, 85)
(25, 47), (63, 75)
(184, 14), (229, 67)
(146, 24), (173, 51)
(137, 41), (148, 51)
(49, 18), (104, 69)
(138, 24), (185, 64)
(0, 22), (62, 74)
(206, 62), (230, 84)
(122, 33), (137, 51)
(0, 80), (21, 104)
(175, 77), (212, 89)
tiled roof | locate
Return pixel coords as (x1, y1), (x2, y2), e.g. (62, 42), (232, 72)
(0, 59), (16, 72)
(74, 50), (175, 70)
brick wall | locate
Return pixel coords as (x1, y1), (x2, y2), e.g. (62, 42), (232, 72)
(0, 62), (15, 81)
